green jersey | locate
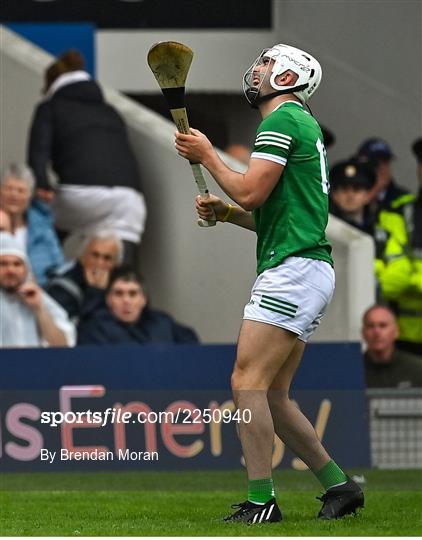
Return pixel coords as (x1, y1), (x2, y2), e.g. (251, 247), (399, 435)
(251, 101), (333, 275)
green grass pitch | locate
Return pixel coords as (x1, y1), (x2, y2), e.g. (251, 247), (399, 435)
(1, 469), (421, 536)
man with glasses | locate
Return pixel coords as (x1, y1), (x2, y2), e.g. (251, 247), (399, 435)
(46, 231), (122, 320)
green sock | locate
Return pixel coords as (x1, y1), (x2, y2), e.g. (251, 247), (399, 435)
(248, 478), (275, 504)
(315, 460), (348, 491)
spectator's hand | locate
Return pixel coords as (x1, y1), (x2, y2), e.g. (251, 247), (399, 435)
(36, 188), (55, 203)
(17, 282), (43, 311)
(195, 194), (229, 222)
(85, 267), (109, 289)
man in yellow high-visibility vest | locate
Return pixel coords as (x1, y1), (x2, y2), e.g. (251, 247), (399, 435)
(375, 139), (422, 356)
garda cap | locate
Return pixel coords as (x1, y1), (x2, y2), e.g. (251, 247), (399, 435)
(330, 158), (376, 191)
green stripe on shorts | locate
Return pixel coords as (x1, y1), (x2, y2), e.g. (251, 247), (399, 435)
(259, 300), (296, 318)
(261, 295), (298, 313)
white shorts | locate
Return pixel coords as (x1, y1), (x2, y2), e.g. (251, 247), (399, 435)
(243, 257), (335, 342)
(53, 185), (147, 243)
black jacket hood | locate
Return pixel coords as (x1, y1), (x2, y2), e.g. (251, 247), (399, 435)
(52, 80), (104, 103)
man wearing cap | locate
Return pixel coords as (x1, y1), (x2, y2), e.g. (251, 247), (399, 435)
(329, 158), (375, 235)
(357, 137), (411, 216)
(0, 232), (75, 347)
(374, 139), (422, 355)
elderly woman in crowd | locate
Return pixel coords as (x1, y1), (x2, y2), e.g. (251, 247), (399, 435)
(0, 163), (64, 286)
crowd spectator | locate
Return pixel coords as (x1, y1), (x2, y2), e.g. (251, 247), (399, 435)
(0, 209), (12, 232)
(27, 49), (146, 266)
(46, 231), (123, 321)
(362, 305), (422, 388)
(77, 267), (199, 345)
(329, 158), (375, 235)
(0, 164), (64, 285)
(0, 233), (75, 348)
(356, 138), (411, 217)
(374, 139), (422, 355)
(411, 138), (422, 254)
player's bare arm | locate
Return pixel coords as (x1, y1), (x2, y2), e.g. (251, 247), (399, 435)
(175, 129), (284, 211)
(195, 195), (256, 231)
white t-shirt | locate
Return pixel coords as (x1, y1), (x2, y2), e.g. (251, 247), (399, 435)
(0, 289), (76, 348)
(13, 226), (28, 253)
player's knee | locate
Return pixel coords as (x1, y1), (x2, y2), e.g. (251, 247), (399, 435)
(267, 389), (290, 407)
(231, 365), (270, 391)
(231, 369), (242, 391)
(232, 364), (254, 391)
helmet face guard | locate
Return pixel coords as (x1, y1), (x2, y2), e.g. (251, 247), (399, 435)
(243, 48), (272, 109)
(243, 44), (322, 108)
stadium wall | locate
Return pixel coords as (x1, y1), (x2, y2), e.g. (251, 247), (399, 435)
(1, 26), (374, 343)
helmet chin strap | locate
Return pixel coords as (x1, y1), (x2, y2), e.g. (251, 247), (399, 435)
(248, 83), (308, 109)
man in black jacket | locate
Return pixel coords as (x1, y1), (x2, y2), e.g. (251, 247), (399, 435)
(27, 49), (146, 265)
(77, 268), (198, 345)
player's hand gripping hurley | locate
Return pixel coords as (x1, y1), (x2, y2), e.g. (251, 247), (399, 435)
(147, 41), (216, 227)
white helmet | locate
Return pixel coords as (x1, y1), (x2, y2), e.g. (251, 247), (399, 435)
(243, 44), (322, 108)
